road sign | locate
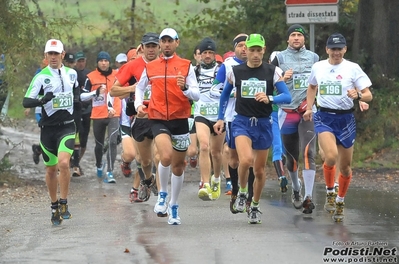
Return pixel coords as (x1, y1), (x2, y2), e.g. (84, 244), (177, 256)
(286, 5), (338, 24)
(285, 0), (339, 5)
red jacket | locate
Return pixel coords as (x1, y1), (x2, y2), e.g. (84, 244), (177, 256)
(145, 54), (191, 120)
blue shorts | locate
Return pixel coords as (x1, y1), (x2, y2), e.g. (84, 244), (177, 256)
(225, 121), (235, 149)
(232, 114), (273, 150)
(314, 111), (356, 148)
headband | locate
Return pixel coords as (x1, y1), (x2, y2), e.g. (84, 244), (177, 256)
(233, 36), (247, 48)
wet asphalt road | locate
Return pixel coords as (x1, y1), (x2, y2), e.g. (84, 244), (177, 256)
(0, 124), (398, 264)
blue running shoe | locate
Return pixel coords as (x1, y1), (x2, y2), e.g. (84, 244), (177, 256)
(97, 167), (103, 179)
(225, 180), (232, 195)
(279, 176), (288, 193)
(168, 204), (181, 225)
(103, 172), (116, 183)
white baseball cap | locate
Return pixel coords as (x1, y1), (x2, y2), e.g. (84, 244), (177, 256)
(115, 53), (128, 63)
(159, 28), (179, 40)
(44, 39), (64, 53)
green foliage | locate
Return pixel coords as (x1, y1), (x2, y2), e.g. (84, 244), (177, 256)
(0, 153), (12, 173)
(0, 0), (79, 118)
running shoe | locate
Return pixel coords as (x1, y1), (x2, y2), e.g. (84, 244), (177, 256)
(96, 165), (104, 179)
(154, 191), (168, 217)
(302, 196), (315, 214)
(72, 166), (81, 177)
(51, 208), (62, 226)
(233, 191), (248, 213)
(332, 202), (345, 222)
(210, 175), (221, 200)
(198, 183), (212, 201)
(121, 162), (132, 177)
(230, 194), (238, 214)
(189, 156), (198, 168)
(248, 206), (262, 224)
(279, 176), (288, 193)
(129, 188), (143, 203)
(324, 192), (337, 213)
(103, 172), (116, 183)
(168, 204), (181, 225)
(139, 175), (155, 201)
(150, 174), (158, 196)
(32, 144), (41, 165)
(59, 203), (72, 219)
(198, 181), (204, 190)
(225, 180), (232, 195)
(291, 179), (303, 209)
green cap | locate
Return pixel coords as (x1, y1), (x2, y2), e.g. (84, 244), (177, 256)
(245, 34), (265, 48)
(75, 51), (86, 60)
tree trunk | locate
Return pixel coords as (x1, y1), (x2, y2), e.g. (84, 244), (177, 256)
(130, 0), (136, 42)
(353, 0), (399, 77)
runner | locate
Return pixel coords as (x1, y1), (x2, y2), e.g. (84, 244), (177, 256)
(82, 51), (120, 183)
(210, 33), (258, 213)
(111, 32), (161, 202)
(135, 28), (200, 225)
(194, 37), (225, 201)
(74, 51), (91, 176)
(23, 39), (79, 225)
(271, 24), (319, 214)
(214, 34), (291, 224)
(303, 33), (373, 222)
(268, 51), (288, 193)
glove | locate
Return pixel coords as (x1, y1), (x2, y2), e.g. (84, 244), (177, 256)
(126, 98), (137, 116)
(40, 92), (55, 105)
(96, 87), (101, 97)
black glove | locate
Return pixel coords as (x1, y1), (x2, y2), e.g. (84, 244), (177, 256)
(126, 98), (137, 116)
(96, 87), (103, 97)
(40, 92), (55, 105)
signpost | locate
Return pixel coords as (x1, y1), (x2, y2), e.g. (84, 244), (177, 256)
(285, 0), (340, 52)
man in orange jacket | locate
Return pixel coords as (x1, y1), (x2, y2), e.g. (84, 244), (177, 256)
(135, 28), (200, 225)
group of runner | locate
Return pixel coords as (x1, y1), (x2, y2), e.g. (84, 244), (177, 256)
(23, 23), (372, 226)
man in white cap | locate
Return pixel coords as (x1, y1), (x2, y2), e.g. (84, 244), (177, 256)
(135, 28), (200, 225)
(115, 53), (128, 70)
(22, 39), (80, 225)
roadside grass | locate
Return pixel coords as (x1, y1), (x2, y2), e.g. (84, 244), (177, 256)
(28, 0), (225, 42)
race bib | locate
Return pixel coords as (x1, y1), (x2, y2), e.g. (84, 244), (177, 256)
(293, 73), (310, 90)
(241, 80), (266, 98)
(171, 133), (191, 151)
(319, 81), (342, 96)
(199, 102), (218, 116)
(52, 91), (73, 109)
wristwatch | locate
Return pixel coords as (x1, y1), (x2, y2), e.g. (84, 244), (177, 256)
(357, 92), (362, 100)
(182, 84), (189, 91)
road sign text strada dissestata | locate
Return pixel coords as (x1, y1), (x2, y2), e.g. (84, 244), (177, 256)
(285, 0), (339, 5)
(286, 5), (338, 24)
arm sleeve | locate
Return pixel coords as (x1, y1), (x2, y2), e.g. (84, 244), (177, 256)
(273, 81), (291, 104)
(183, 65), (200, 101)
(134, 68), (149, 111)
(23, 75), (43, 108)
(217, 81), (234, 120)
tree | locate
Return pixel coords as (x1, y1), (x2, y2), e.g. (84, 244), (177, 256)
(352, 0), (399, 78)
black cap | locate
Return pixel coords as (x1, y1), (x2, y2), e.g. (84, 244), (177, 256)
(142, 33), (159, 45)
(199, 37), (216, 54)
(65, 52), (75, 63)
(326, 33), (347, 49)
(287, 24), (306, 39)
